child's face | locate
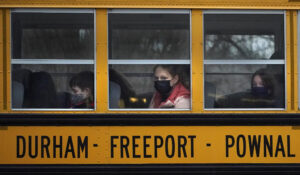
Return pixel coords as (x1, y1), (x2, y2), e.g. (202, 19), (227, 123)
(252, 75), (264, 88)
(71, 86), (89, 99)
(154, 66), (178, 87)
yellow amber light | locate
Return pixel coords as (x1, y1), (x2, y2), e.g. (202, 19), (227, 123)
(129, 97), (138, 103)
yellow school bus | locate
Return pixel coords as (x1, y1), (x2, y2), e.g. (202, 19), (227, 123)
(1, 0), (300, 173)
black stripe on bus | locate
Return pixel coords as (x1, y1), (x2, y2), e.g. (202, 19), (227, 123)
(0, 164), (300, 174)
(1, 114), (300, 126)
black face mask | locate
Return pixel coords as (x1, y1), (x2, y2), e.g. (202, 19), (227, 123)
(154, 80), (172, 96)
(251, 86), (269, 97)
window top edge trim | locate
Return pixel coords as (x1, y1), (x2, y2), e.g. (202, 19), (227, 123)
(203, 10), (284, 15)
(108, 9), (190, 14)
(11, 8), (95, 13)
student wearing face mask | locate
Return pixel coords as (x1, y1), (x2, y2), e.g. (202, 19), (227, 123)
(215, 68), (281, 108)
(149, 65), (190, 109)
(242, 68), (278, 108)
(251, 68), (274, 97)
(69, 71), (94, 108)
(249, 68), (279, 107)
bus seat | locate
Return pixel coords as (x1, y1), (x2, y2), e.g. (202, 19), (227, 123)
(57, 92), (71, 108)
(205, 82), (216, 108)
(12, 81), (24, 108)
(109, 81), (121, 108)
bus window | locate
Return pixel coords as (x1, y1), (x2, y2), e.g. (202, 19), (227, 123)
(108, 10), (191, 109)
(203, 12), (285, 109)
(11, 9), (95, 110)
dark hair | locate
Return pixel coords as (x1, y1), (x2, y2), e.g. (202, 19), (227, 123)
(153, 65), (190, 89)
(251, 68), (276, 96)
(25, 71), (57, 108)
(153, 65), (177, 77)
(69, 71), (94, 96)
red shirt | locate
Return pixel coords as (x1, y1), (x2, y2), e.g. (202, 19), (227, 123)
(152, 82), (190, 108)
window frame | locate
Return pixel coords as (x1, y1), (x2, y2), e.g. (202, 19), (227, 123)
(298, 10), (300, 110)
(202, 10), (287, 111)
(107, 9), (192, 111)
(10, 8), (97, 111)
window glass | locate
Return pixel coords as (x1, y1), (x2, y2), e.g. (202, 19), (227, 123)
(12, 13), (94, 59)
(205, 65), (284, 108)
(109, 14), (190, 60)
(205, 35), (275, 60)
(204, 12), (285, 109)
(108, 11), (191, 110)
(12, 65), (93, 109)
(109, 65), (190, 109)
(11, 10), (95, 110)
(204, 14), (284, 60)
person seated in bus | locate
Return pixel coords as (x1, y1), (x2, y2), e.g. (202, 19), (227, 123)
(215, 68), (279, 108)
(24, 71), (58, 108)
(249, 68), (280, 107)
(149, 65), (190, 109)
(69, 71), (94, 108)
(267, 52), (285, 108)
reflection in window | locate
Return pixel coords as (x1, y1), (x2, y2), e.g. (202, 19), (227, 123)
(205, 35), (275, 60)
(204, 14), (284, 60)
(12, 13), (94, 59)
(109, 14), (190, 60)
(204, 12), (285, 109)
